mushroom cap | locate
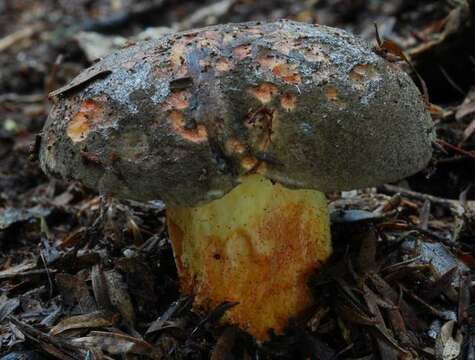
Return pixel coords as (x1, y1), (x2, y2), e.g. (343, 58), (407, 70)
(40, 20), (434, 207)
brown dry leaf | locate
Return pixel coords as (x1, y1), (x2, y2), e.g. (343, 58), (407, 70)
(49, 310), (115, 336)
(0, 259), (37, 279)
(146, 296), (191, 334)
(7, 321), (26, 347)
(335, 281), (377, 326)
(370, 326), (412, 359)
(379, 40), (409, 62)
(104, 269), (136, 329)
(427, 103), (448, 118)
(462, 118), (475, 143)
(55, 273), (97, 313)
(0, 23), (44, 52)
(9, 317), (85, 360)
(420, 267), (458, 302)
(49, 67), (111, 97)
(337, 302), (377, 326)
(456, 101), (475, 120)
(374, 26), (430, 105)
(458, 273), (471, 323)
(407, 2), (471, 58)
(71, 331), (164, 359)
(177, 0), (236, 30)
(457, 251), (475, 270)
(126, 216), (143, 245)
(91, 265), (113, 311)
(114, 255), (160, 319)
(58, 226), (86, 249)
(369, 273), (425, 332)
(456, 87), (475, 119)
(363, 285), (399, 360)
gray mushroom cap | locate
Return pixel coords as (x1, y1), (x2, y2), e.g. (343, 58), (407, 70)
(40, 20), (434, 207)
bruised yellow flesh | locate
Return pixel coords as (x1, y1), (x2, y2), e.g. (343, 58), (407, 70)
(167, 174), (331, 341)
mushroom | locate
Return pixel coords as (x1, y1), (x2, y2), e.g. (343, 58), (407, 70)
(40, 20), (434, 341)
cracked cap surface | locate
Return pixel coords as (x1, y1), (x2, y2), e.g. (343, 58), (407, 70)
(40, 20), (434, 207)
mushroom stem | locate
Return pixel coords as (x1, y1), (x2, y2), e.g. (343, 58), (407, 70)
(166, 174), (331, 341)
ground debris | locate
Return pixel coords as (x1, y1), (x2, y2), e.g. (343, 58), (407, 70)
(49, 310), (115, 336)
(71, 331), (164, 359)
(435, 320), (463, 360)
(0, 207), (51, 231)
(1, 0), (475, 359)
(7, 317), (86, 360)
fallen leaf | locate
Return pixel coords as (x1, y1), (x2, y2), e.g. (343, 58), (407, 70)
(48, 68), (111, 98)
(49, 311), (115, 336)
(104, 270), (135, 329)
(146, 296), (191, 334)
(362, 286), (399, 360)
(369, 273), (425, 332)
(192, 301), (239, 336)
(0, 207), (51, 231)
(456, 102), (475, 120)
(91, 265), (112, 311)
(0, 260), (38, 280)
(0, 351), (40, 360)
(72, 331), (163, 359)
(55, 273), (97, 313)
(462, 118), (475, 143)
(0, 296), (20, 321)
(420, 267), (458, 302)
(9, 317), (85, 360)
(435, 320), (462, 360)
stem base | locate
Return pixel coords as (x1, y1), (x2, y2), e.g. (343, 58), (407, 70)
(167, 174), (331, 340)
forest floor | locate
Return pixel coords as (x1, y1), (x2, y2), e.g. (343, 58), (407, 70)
(1, 0), (475, 359)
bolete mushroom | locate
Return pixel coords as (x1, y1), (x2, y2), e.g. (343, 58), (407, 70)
(40, 20), (434, 341)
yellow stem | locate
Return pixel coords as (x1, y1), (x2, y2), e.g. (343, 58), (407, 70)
(167, 174), (331, 341)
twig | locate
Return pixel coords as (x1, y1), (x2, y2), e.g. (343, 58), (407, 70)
(45, 54), (64, 97)
(39, 249), (54, 299)
(178, 0), (236, 31)
(406, 225), (452, 244)
(0, 268), (56, 280)
(436, 139), (475, 161)
(0, 93), (44, 103)
(419, 200), (431, 230)
(0, 24), (43, 52)
(379, 184), (465, 213)
(82, 1), (166, 32)
(191, 301), (239, 336)
(400, 286), (453, 320)
(439, 65), (465, 95)
(374, 23), (430, 104)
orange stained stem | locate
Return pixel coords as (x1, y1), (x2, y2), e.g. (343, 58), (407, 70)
(167, 174), (331, 341)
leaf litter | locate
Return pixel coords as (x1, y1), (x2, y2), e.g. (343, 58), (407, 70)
(1, 0), (475, 359)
